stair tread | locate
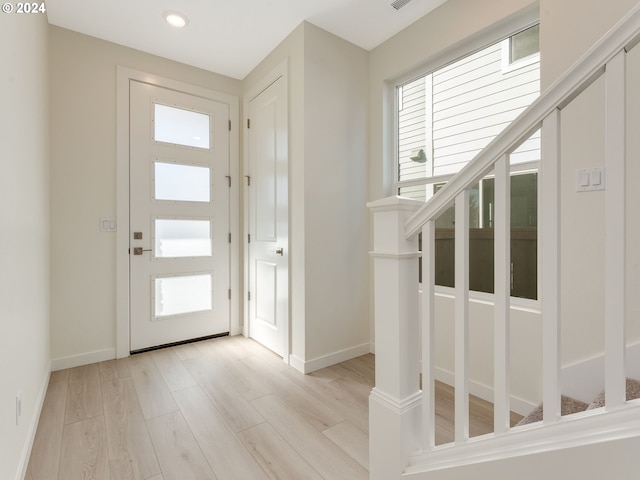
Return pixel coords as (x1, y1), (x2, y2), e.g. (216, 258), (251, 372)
(586, 377), (640, 410)
(516, 395), (589, 427)
(518, 378), (640, 426)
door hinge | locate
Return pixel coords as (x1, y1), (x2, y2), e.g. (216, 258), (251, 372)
(247, 118), (250, 129)
(245, 175), (251, 186)
(228, 233), (231, 244)
(229, 120), (231, 131)
(248, 291), (251, 301)
(226, 175), (231, 188)
(248, 233), (251, 244)
(228, 289), (231, 300)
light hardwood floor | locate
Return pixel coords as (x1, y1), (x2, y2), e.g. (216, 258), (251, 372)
(26, 335), (520, 479)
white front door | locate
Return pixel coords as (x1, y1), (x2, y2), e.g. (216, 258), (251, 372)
(247, 75), (288, 357)
(129, 81), (230, 352)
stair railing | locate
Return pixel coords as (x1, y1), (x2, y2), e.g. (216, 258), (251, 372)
(369, 4), (640, 479)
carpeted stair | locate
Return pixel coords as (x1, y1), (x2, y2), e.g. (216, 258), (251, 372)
(516, 377), (640, 427)
(516, 395), (590, 426)
(586, 377), (640, 410)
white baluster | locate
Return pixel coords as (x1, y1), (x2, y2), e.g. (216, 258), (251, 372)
(494, 155), (511, 434)
(421, 220), (436, 449)
(455, 191), (470, 442)
(605, 50), (627, 408)
(541, 109), (561, 424)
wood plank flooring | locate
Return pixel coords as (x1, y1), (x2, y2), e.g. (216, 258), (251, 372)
(26, 335), (516, 479)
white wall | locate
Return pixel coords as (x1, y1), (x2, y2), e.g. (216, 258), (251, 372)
(243, 22), (370, 371)
(557, 75), (607, 366)
(538, 0), (640, 370)
(302, 23), (370, 364)
(539, 0), (640, 90)
(49, 27), (241, 365)
(626, 27), (640, 347)
(0, 12), (50, 480)
(433, 295), (541, 413)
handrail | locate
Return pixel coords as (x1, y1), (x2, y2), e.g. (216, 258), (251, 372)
(404, 2), (640, 239)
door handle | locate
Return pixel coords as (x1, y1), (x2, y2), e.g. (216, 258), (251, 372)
(133, 247), (152, 255)
(275, 247), (284, 256)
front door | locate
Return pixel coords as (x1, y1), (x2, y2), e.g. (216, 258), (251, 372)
(129, 81), (230, 352)
(247, 75), (288, 357)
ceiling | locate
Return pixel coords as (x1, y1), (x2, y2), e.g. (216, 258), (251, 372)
(45, 0), (448, 80)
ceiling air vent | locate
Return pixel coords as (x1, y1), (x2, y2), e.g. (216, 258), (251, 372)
(390, 0), (413, 10)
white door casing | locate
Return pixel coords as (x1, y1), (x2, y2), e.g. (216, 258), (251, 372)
(129, 81), (230, 352)
(246, 72), (288, 357)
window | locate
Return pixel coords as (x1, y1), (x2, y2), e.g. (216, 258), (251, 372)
(154, 274), (212, 317)
(509, 24), (540, 64)
(430, 172), (538, 300)
(154, 103), (211, 149)
(154, 219), (212, 258)
(399, 25), (540, 300)
(154, 162), (211, 202)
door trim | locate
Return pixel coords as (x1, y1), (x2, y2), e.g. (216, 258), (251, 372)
(116, 67), (240, 358)
(243, 59), (289, 362)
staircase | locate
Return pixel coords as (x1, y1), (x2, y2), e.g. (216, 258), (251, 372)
(368, 4), (640, 479)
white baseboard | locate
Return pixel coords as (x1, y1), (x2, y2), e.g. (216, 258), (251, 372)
(229, 323), (243, 337)
(289, 343), (371, 374)
(51, 348), (116, 371)
(561, 341), (640, 403)
(435, 367), (536, 417)
(289, 354), (306, 373)
(16, 363), (51, 480)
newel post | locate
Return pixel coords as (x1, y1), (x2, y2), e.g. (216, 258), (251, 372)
(368, 196), (423, 480)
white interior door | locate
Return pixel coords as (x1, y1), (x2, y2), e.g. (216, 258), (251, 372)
(130, 81), (230, 352)
(248, 76), (288, 357)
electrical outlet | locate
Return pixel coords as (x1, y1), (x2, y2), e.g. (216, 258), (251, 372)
(16, 391), (21, 426)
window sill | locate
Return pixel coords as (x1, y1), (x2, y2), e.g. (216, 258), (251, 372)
(418, 283), (541, 314)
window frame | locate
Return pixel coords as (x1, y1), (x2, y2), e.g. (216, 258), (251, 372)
(501, 24), (541, 73)
(392, 20), (540, 196)
(390, 13), (542, 308)
(422, 164), (540, 302)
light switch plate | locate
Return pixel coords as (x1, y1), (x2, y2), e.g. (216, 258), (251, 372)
(100, 217), (117, 232)
(577, 168), (605, 192)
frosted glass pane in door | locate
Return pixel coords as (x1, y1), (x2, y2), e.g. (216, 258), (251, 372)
(155, 274), (212, 317)
(155, 162), (211, 202)
(154, 104), (210, 149)
(155, 219), (212, 257)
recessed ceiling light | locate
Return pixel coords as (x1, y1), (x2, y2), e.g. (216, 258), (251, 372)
(163, 11), (188, 28)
